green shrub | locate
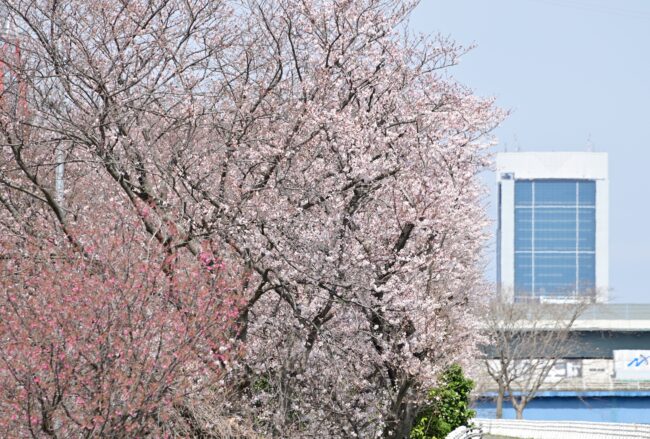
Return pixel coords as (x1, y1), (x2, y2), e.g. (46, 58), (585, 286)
(410, 364), (475, 439)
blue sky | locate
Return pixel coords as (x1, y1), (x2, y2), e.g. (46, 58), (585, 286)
(409, 0), (650, 303)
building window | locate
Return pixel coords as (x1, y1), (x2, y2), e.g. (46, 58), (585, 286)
(514, 179), (596, 299)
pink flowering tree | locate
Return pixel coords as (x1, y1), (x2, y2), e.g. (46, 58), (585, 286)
(1, 0), (503, 436)
(0, 229), (243, 437)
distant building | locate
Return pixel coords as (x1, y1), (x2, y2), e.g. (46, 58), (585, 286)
(496, 152), (609, 303)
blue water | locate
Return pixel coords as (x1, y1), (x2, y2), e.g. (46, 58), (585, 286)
(474, 396), (650, 424)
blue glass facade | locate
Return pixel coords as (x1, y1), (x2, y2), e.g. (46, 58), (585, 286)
(514, 180), (596, 299)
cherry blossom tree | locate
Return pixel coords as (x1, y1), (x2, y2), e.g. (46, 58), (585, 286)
(1, 0), (503, 436)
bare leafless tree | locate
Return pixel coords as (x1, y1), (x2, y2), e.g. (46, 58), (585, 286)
(482, 297), (588, 419)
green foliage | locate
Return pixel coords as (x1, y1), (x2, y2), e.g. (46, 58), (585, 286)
(410, 364), (475, 439)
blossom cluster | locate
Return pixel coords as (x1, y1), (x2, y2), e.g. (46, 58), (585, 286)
(0, 0), (502, 436)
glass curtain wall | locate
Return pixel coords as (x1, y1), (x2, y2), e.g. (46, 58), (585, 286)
(514, 180), (596, 300)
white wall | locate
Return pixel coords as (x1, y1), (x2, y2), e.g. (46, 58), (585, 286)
(497, 152), (608, 180)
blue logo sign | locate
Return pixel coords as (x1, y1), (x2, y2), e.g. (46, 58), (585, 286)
(627, 355), (650, 368)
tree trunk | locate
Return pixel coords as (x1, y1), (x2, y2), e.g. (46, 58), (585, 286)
(496, 381), (505, 419)
(382, 380), (415, 438)
(515, 406), (524, 420)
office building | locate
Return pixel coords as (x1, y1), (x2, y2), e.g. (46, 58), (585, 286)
(496, 152), (608, 302)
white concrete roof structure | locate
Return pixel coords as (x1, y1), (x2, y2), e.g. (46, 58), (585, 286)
(494, 304), (650, 332)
